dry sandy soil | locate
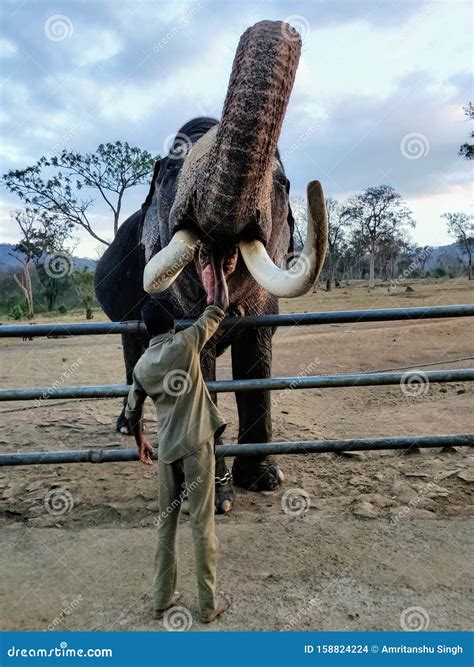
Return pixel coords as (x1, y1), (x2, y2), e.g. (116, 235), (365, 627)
(0, 279), (473, 632)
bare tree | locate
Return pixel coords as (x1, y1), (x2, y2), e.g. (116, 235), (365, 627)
(324, 197), (350, 290)
(289, 195), (306, 251)
(342, 185), (415, 288)
(10, 208), (76, 316)
(9, 210), (41, 318)
(442, 212), (473, 279)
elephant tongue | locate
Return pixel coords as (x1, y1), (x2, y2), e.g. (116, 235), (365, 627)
(202, 256), (228, 305)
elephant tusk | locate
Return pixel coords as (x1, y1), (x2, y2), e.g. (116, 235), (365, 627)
(143, 230), (199, 294)
(238, 180), (328, 298)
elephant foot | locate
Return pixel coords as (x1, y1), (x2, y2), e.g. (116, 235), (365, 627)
(215, 458), (234, 514)
(232, 456), (284, 492)
(116, 413), (132, 435)
(116, 414), (147, 436)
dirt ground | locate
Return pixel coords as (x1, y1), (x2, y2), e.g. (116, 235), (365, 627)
(0, 279), (473, 632)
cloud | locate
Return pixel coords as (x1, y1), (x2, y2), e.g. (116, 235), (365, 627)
(72, 30), (122, 67)
(0, 37), (17, 58)
(0, 0), (471, 253)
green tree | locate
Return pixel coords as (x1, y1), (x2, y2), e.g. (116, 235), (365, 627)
(342, 185), (415, 288)
(442, 212), (473, 279)
(3, 142), (158, 245)
(71, 267), (95, 319)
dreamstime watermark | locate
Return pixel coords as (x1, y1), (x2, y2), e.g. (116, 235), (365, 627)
(390, 470), (444, 526)
(46, 595), (83, 631)
(281, 487), (311, 516)
(282, 15), (310, 42)
(163, 132), (193, 160)
(272, 357), (320, 408)
(44, 15), (73, 41)
(34, 358), (83, 407)
(390, 2), (438, 49)
(163, 605), (193, 632)
(281, 123), (318, 162)
(400, 132), (430, 160)
(163, 369), (193, 396)
(281, 251), (311, 279)
(281, 577), (360, 630)
(50, 121), (86, 158)
(282, 596), (320, 631)
(400, 606), (430, 631)
(390, 246), (432, 289)
(153, 2), (202, 53)
(400, 370), (430, 397)
(43, 252), (73, 279)
(148, 239), (200, 291)
(44, 487), (74, 515)
(153, 477), (202, 528)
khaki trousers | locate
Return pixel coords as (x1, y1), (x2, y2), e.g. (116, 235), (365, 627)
(154, 438), (217, 619)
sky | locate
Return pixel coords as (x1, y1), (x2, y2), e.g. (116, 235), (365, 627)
(0, 0), (472, 257)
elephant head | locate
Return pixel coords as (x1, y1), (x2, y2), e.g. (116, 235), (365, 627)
(142, 20), (328, 304)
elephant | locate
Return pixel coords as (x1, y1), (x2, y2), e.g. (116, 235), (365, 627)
(94, 20), (328, 513)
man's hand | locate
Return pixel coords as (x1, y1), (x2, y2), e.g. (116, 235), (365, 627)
(138, 437), (154, 465)
(130, 417), (154, 466)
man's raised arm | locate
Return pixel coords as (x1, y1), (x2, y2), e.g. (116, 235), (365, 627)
(178, 305), (226, 352)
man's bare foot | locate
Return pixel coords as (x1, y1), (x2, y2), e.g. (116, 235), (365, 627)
(200, 597), (230, 623)
(153, 591), (181, 619)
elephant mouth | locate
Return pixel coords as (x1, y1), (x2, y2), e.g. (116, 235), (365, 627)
(198, 247), (239, 305)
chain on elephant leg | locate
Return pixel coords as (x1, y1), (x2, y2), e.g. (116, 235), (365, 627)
(215, 452), (234, 514)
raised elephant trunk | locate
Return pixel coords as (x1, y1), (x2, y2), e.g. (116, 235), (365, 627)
(194, 20), (301, 236)
(144, 21), (329, 299)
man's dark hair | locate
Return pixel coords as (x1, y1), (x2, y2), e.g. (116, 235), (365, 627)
(141, 299), (175, 336)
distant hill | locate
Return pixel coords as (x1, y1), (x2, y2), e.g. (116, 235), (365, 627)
(424, 243), (463, 270)
(0, 241), (462, 274)
(0, 244), (97, 272)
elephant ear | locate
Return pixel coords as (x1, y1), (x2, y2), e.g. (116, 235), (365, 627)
(140, 158), (162, 262)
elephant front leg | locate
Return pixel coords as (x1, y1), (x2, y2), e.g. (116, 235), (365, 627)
(117, 332), (146, 434)
(231, 326), (284, 491)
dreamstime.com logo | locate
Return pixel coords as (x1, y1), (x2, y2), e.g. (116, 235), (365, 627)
(163, 132), (193, 160)
(281, 251), (311, 279)
(400, 370), (430, 397)
(163, 369), (193, 396)
(282, 15), (310, 42)
(44, 487), (74, 515)
(43, 252), (73, 279)
(163, 606), (193, 632)
(44, 15), (73, 41)
(281, 487), (311, 516)
(7, 642), (112, 658)
(400, 606), (430, 631)
(400, 132), (430, 160)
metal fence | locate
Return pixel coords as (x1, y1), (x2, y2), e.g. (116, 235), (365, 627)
(1, 304), (473, 465)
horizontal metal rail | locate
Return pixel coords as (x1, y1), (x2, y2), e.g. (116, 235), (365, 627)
(1, 304), (473, 338)
(0, 369), (472, 402)
(0, 434), (472, 466)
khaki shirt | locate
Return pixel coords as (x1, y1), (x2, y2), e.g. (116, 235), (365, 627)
(125, 305), (226, 463)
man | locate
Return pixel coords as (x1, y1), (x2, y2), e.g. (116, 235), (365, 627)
(125, 288), (229, 624)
